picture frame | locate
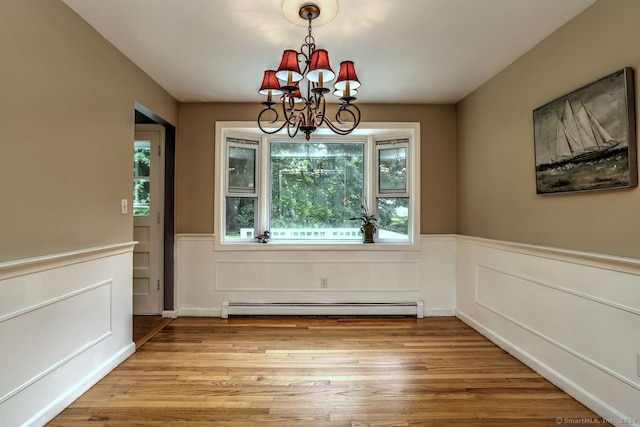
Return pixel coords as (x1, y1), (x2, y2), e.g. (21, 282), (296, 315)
(533, 67), (637, 195)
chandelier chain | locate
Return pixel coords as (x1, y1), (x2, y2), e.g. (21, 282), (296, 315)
(304, 14), (315, 55)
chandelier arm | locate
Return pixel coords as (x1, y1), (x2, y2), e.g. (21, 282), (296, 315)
(312, 94), (327, 127)
(284, 88), (307, 114)
(282, 96), (295, 124)
(287, 111), (305, 138)
(292, 101), (307, 113)
(322, 118), (358, 135)
(335, 103), (359, 125)
(321, 103), (362, 135)
(338, 103), (361, 126)
(285, 95), (310, 130)
(258, 106), (289, 135)
(287, 124), (299, 138)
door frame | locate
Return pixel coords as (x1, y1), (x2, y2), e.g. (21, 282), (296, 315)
(134, 124), (165, 314)
(135, 102), (176, 315)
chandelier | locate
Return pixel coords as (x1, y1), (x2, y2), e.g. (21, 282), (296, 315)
(258, 2), (361, 140)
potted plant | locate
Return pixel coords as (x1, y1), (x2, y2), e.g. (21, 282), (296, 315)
(350, 203), (378, 243)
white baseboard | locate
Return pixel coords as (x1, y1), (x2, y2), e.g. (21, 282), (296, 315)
(424, 308), (455, 316)
(161, 310), (178, 318)
(178, 308), (222, 317)
(25, 343), (135, 427)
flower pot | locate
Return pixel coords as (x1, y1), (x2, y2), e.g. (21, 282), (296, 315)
(362, 223), (375, 243)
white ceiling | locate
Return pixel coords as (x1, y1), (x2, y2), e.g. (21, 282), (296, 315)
(61, 0), (596, 104)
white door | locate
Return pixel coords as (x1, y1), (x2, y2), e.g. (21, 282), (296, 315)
(133, 124), (165, 314)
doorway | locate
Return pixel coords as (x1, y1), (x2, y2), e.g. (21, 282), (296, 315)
(133, 104), (176, 345)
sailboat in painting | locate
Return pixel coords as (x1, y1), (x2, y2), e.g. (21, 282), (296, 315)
(555, 98), (619, 162)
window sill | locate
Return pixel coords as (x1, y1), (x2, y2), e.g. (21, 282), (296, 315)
(215, 240), (420, 251)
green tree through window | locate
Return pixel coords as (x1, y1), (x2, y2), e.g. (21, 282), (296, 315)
(270, 142), (364, 236)
(133, 141), (151, 216)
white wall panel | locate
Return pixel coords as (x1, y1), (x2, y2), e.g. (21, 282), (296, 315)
(0, 280), (112, 405)
(176, 234), (456, 317)
(328, 262), (419, 291)
(0, 243), (136, 427)
(215, 261), (321, 291)
(457, 236), (640, 425)
(214, 260), (419, 292)
(175, 235), (217, 316)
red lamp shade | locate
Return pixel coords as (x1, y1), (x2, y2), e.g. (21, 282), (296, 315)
(259, 70), (283, 96)
(334, 61), (361, 91)
(275, 49), (303, 83)
(307, 49), (335, 85)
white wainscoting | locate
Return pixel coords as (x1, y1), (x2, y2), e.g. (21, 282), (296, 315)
(175, 234), (457, 317)
(0, 242), (136, 427)
(456, 236), (640, 426)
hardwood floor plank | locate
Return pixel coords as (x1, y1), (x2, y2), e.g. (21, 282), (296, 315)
(133, 315), (174, 349)
(48, 317), (609, 426)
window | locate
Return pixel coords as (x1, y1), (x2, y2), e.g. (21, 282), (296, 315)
(133, 140), (151, 216)
(270, 141), (364, 240)
(376, 139), (410, 240)
(216, 123), (419, 247)
(225, 138), (259, 239)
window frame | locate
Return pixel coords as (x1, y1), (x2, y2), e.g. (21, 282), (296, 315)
(226, 138), (259, 196)
(214, 122), (421, 251)
(375, 138), (412, 243)
(223, 136), (261, 242)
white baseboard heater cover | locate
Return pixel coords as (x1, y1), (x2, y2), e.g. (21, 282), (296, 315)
(221, 301), (424, 319)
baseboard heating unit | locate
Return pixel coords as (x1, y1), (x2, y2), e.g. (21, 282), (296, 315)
(221, 301), (424, 319)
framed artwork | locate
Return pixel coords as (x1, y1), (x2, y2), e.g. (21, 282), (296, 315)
(533, 67), (637, 194)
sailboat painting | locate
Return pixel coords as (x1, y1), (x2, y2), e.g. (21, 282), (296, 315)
(533, 68), (637, 194)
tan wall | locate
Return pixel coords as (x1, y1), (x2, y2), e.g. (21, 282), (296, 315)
(176, 103), (457, 234)
(0, 0), (178, 263)
(457, 0), (640, 258)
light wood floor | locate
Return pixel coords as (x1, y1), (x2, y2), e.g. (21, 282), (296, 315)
(133, 315), (174, 349)
(49, 317), (607, 426)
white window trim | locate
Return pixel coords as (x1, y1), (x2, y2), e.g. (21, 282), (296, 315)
(214, 121), (421, 251)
